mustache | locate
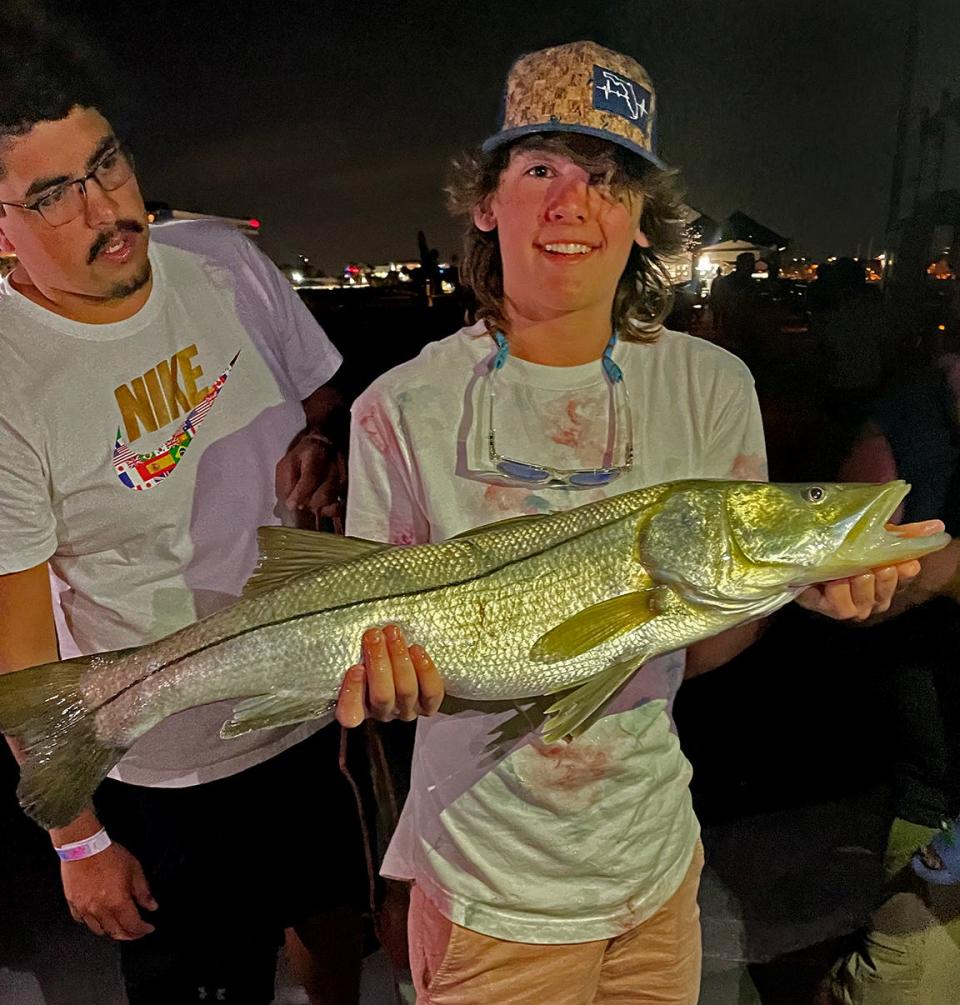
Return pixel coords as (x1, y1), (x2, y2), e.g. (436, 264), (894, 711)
(87, 220), (145, 265)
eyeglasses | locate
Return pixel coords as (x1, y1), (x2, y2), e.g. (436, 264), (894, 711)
(486, 330), (634, 488)
(0, 145), (135, 227)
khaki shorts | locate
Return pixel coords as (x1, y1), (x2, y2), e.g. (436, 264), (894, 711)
(409, 842), (704, 1005)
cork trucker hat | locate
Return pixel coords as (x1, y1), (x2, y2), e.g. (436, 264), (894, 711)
(482, 40), (666, 171)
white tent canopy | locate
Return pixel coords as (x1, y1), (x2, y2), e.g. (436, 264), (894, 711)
(697, 239), (776, 271)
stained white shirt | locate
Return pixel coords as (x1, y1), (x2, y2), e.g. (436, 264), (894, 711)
(347, 322), (766, 942)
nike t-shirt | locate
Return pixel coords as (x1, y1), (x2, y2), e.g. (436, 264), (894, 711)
(0, 221), (341, 785)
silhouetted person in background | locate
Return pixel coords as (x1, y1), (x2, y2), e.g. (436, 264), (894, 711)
(716, 251), (763, 369)
(709, 264), (725, 334)
(417, 228), (441, 305)
(806, 259), (836, 313)
(810, 257), (887, 438)
(759, 250), (786, 303)
(822, 328), (960, 1005)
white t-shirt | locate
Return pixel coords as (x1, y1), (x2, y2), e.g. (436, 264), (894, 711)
(346, 322), (767, 943)
(0, 221), (341, 786)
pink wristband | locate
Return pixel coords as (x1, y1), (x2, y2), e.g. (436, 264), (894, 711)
(54, 827), (112, 862)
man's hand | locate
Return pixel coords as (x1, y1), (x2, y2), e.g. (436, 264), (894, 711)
(795, 519), (945, 621)
(62, 842), (158, 940)
(336, 625), (444, 727)
(276, 432), (347, 526)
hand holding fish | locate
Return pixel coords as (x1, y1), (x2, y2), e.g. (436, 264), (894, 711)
(276, 430), (347, 526)
(794, 519), (944, 620)
(336, 625), (443, 726)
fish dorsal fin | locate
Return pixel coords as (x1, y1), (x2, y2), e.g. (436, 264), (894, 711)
(530, 589), (662, 664)
(243, 527), (387, 598)
(451, 511), (554, 539)
(541, 652), (648, 743)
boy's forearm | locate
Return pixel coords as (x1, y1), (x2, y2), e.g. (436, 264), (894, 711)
(685, 620), (764, 679)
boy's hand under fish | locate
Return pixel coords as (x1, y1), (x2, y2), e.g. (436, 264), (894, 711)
(793, 518), (945, 619)
(337, 625), (444, 727)
(335, 518), (945, 727)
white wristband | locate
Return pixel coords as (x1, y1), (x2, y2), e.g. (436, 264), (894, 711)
(54, 827), (112, 862)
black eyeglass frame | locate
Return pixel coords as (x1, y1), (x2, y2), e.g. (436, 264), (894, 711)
(0, 144), (136, 226)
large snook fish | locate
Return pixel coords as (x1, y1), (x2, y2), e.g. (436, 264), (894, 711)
(0, 479), (949, 828)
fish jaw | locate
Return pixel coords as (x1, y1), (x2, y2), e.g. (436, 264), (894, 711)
(793, 480), (950, 585)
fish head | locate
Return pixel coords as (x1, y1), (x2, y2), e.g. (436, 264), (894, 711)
(637, 479), (950, 601)
(727, 479), (949, 587)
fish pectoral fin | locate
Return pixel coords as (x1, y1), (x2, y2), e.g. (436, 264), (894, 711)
(541, 654), (647, 744)
(530, 590), (661, 664)
(481, 696), (556, 760)
(243, 527), (387, 598)
(221, 692), (322, 737)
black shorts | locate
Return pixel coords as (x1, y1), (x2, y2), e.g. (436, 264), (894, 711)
(94, 722), (370, 1004)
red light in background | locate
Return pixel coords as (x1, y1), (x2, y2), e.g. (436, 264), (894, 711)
(248, 218), (261, 229)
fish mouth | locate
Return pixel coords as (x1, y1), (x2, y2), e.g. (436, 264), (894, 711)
(834, 480), (950, 569)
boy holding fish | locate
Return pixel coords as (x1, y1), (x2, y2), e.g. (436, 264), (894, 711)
(339, 41), (939, 1002)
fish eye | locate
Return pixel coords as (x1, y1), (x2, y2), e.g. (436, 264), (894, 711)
(803, 486), (826, 504)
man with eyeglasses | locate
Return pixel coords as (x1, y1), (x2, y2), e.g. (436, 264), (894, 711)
(0, 39), (367, 1005)
(338, 42), (935, 1003)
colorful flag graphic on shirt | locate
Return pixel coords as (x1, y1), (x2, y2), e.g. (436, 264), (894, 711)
(113, 351), (239, 490)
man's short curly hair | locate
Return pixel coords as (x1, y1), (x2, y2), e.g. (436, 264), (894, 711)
(447, 133), (686, 342)
(0, 35), (102, 177)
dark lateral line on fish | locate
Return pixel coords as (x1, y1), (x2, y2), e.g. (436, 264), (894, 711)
(91, 509), (640, 717)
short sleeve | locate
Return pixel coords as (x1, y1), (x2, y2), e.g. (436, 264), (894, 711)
(710, 366), (768, 482)
(345, 390), (431, 546)
(0, 414), (56, 573)
(233, 233), (342, 399)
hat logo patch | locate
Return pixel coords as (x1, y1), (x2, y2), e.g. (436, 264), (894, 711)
(592, 65), (651, 134)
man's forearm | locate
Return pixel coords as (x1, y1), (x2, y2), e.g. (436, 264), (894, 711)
(1, 564), (101, 841)
(5, 712), (102, 842)
(47, 806), (103, 845)
(302, 384), (348, 445)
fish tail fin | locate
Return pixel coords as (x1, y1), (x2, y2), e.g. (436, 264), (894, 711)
(0, 657), (127, 829)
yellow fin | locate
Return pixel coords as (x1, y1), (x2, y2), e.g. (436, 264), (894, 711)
(221, 692), (326, 737)
(541, 654), (647, 744)
(530, 590), (660, 664)
(243, 527), (386, 598)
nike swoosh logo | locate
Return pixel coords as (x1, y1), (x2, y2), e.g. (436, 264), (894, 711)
(113, 351), (239, 490)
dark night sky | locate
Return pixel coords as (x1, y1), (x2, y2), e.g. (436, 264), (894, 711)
(19, 0), (960, 271)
